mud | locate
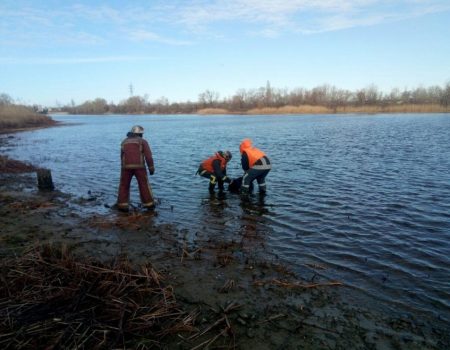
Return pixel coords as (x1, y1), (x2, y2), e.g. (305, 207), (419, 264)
(1, 135), (449, 349)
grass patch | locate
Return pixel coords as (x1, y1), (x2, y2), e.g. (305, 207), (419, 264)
(197, 108), (230, 114)
(244, 104), (450, 115)
(0, 105), (55, 131)
(335, 103), (450, 114)
(247, 105), (332, 114)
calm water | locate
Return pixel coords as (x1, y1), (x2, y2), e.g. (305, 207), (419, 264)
(3, 113), (450, 323)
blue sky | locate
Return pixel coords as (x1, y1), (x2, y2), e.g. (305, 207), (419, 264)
(1, 0), (450, 106)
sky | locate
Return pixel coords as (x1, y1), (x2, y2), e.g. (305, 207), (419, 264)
(1, 0), (450, 107)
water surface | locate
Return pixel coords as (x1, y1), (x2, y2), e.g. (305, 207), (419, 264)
(3, 113), (450, 324)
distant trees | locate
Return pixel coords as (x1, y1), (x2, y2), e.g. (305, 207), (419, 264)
(57, 81), (450, 115)
(0, 93), (13, 106)
(198, 90), (220, 108)
(71, 98), (109, 114)
(441, 83), (450, 107)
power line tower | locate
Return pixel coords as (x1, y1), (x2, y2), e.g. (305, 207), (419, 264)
(129, 83), (134, 97)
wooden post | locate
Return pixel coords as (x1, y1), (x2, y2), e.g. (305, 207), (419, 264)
(37, 168), (55, 191)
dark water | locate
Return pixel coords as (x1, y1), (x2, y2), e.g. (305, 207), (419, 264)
(3, 113), (450, 323)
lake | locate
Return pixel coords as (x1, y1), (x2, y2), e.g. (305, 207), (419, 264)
(2, 113), (450, 325)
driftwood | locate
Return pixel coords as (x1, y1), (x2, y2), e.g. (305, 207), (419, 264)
(36, 168), (54, 191)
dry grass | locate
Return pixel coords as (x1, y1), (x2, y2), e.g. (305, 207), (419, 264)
(197, 108), (230, 114)
(247, 105), (333, 114)
(0, 244), (197, 349)
(197, 104), (449, 115)
(0, 105), (54, 131)
(336, 103), (450, 114)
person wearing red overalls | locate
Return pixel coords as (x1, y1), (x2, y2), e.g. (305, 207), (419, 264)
(198, 151), (232, 193)
(117, 125), (155, 211)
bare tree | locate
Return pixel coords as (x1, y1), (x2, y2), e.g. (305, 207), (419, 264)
(0, 93), (13, 106)
(198, 90), (220, 108)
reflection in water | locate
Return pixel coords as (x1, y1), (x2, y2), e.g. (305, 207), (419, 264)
(2, 113), (450, 324)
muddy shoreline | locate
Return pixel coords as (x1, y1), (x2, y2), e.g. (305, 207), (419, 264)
(1, 132), (449, 349)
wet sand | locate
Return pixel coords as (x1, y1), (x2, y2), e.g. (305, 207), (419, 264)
(1, 134), (449, 349)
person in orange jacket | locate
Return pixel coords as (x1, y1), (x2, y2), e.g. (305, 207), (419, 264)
(198, 151), (232, 193)
(117, 125), (155, 211)
(239, 138), (271, 195)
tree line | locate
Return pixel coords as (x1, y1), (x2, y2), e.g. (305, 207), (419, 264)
(59, 82), (450, 114)
(5, 81), (450, 115)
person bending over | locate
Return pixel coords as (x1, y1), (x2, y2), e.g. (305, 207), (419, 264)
(239, 138), (271, 195)
(198, 151), (232, 193)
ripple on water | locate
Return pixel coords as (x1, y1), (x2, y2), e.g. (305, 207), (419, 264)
(3, 113), (450, 324)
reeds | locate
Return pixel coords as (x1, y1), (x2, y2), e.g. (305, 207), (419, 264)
(197, 108), (230, 114)
(247, 105), (332, 114)
(0, 105), (54, 130)
(0, 244), (197, 349)
(335, 103), (449, 114)
(198, 104), (450, 115)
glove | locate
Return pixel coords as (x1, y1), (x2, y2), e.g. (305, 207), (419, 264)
(149, 167), (155, 175)
(223, 176), (231, 184)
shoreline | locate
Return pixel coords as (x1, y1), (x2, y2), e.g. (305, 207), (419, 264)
(1, 127), (449, 348)
(49, 104), (450, 116)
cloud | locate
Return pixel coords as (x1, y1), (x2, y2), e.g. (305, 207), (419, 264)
(128, 30), (192, 46)
(172, 0), (450, 35)
(0, 56), (159, 65)
(1, 0), (449, 46)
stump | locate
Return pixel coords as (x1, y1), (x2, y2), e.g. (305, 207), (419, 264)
(37, 168), (55, 191)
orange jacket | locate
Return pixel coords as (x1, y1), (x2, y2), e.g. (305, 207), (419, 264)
(201, 153), (227, 173)
(240, 139), (266, 168)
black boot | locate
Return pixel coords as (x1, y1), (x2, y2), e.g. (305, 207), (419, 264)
(208, 183), (215, 193)
(259, 186), (266, 196)
(240, 186), (250, 199)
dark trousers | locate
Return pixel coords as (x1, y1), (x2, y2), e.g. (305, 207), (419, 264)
(117, 168), (154, 208)
(198, 169), (224, 191)
(242, 168), (270, 193)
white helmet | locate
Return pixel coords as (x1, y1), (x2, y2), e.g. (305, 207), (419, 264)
(130, 125), (144, 134)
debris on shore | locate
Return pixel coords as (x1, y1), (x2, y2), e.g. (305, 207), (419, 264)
(0, 244), (196, 349)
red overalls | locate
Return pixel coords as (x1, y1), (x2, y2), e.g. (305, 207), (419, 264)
(117, 136), (155, 209)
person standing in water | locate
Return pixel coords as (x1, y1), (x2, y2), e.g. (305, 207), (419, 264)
(117, 125), (155, 211)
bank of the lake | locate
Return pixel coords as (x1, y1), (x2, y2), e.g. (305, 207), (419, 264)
(1, 162), (448, 349)
(197, 104), (450, 115)
(0, 105), (57, 133)
(1, 115), (449, 349)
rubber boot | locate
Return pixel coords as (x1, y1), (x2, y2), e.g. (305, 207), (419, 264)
(208, 183), (215, 194)
(240, 186), (250, 200)
(143, 203), (155, 211)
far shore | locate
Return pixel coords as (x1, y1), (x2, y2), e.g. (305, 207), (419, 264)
(1, 104), (449, 136)
(49, 103), (450, 116)
(196, 104), (450, 115)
